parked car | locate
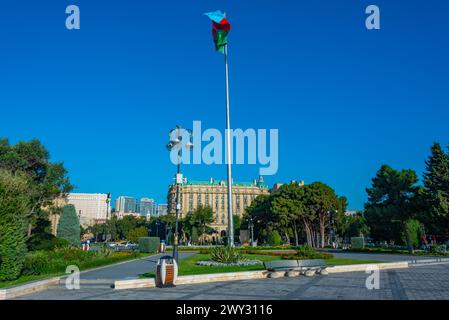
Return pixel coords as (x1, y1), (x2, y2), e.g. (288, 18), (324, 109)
(124, 242), (135, 247)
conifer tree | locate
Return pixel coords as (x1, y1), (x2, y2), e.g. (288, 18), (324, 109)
(423, 142), (449, 235)
(0, 170), (29, 281)
(57, 204), (80, 246)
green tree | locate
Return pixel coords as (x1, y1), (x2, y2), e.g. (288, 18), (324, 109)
(0, 170), (29, 281)
(244, 195), (273, 243)
(190, 206), (214, 244)
(267, 230), (282, 245)
(191, 226), (199, 244)
(233, 214), (242, 242)
(401, 219), (422, 248)
(271, 182), (306, 246)
(342, 213), (370, 238)
(423, 142), (449, 236)
(127, 226), (149, 242)
(303, 182), (341, 248)
(0, 139), (73, 238)
(57, 204), (80, 245)
(365, 165), (421, 253)
(114, 215), (148, 240)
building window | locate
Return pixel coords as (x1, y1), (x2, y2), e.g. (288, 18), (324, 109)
(197, 193), (202, 207)
(221, 194), (225, 209)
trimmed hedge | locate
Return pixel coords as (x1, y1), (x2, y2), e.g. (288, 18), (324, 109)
(21, 247), (140, 276)
(139, 237), (160, 253)
(351, 237), (365, 249)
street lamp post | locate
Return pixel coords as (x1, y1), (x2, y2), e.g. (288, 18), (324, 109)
(105, 192), (111, 242)
(155, 221), (160, 238)
(247, 216), (254, 246)
(166, 125), (193, 263)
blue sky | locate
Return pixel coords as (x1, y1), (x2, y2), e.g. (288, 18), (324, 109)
(0, 1), (448, 210)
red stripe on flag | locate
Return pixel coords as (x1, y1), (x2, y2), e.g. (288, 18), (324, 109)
(213, 19), (231, 31)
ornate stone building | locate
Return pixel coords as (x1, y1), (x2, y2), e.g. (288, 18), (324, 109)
(167, 176), (270, 233)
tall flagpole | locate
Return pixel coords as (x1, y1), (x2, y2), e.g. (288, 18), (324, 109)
(224, 41), (234, 247)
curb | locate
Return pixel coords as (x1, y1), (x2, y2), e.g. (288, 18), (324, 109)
(408, 258), (449, 265)
(0, 277), (61, 300)
(114, 270), (269, 290)
(326, 261), (409, 273)
(113, 261), (409, 290)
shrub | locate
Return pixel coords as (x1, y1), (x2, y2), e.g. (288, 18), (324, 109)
(281, 245), (334, 260)
(267, 230), (282, 246)
(297, 245), (317, 258)
(351, 237), (365, 249)
(95, 245), (113, 258)
(240, 250), (289, 256)
(27, 234), (70, 251)
(428, 244), (447, 255)
(210, 246), (245, 264)
(0, 170), (29, 281)
(139, 237), (160, 253)
(22, 251), (50, 275)
(21, 247), (139, 276)
(241, 245), (293, 251)
(57, 205), (80, 246)
(127, 227), (148, 243)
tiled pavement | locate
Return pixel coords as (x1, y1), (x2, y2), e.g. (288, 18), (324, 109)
(16, 263), (449, 300)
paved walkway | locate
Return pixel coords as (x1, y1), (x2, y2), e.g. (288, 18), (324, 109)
(329, 251), (441, 262)
(16, 261), (449, 300)
(41, 252), (194, 289)
(80, 252), (192, 280)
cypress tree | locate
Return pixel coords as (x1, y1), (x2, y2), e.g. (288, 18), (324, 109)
(0, 170), (29, 281)
(57, 204), (80, 246)
(423, 142), (449, 236)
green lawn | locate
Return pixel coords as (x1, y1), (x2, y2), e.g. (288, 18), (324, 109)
(140, 254), (385, 278)
(0, 252), (154, 289)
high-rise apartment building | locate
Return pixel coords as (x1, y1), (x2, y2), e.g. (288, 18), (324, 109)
(157, 204), (168, 216)
(140, 198), (157, 216)
(67, 193), (111, 227)
(115, 196), (137, 213)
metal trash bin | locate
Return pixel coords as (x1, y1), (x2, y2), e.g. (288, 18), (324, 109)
(155, 255), (178, 288)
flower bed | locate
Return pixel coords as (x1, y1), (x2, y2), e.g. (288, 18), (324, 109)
(196, 260), (263, 267)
